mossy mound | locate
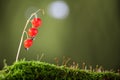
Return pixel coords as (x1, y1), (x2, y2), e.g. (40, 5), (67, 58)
(0, 60), (120, 80)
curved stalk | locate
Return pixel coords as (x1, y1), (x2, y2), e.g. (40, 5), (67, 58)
(16, 9), (44, 62)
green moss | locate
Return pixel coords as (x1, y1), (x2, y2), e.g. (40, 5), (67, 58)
(0, 60), (120, 80)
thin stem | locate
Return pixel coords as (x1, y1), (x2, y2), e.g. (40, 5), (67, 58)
(41, 9), (45, 15)
(24, 31), (29, 38)
(39, 53), (44, 61)
(16, 9), (44, 62)
(35, 13), (37, 18)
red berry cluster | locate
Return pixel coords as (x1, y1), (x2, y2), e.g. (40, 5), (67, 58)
(24, 18), (42, 49)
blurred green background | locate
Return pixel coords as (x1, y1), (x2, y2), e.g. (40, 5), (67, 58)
(0, 0), (120, 70)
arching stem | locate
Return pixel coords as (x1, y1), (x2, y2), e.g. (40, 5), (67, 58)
(16, 9), (44, 62)
(24, 31), (29, 39)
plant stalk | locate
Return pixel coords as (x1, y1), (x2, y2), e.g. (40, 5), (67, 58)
(16, 9), (44, 62)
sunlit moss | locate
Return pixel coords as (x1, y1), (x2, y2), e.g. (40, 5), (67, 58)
(0, 60), (120, 80)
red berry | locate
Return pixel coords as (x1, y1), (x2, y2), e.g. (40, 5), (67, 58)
(28, 27), (38, 38)
(31, 18), (42, 28)
(24, 38), (33, 48)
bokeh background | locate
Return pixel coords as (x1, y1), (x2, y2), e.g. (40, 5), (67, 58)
(0, 0), (120, 70)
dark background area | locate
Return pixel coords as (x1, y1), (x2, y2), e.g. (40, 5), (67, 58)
(0, 0), (120, 70)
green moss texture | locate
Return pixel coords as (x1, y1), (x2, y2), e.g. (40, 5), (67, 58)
(0, 60), (120, 80)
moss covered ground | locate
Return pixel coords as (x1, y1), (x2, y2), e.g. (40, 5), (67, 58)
(0, 60), (120, 80)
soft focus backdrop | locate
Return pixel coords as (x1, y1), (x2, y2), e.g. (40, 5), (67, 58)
(0, 0), (120, 70)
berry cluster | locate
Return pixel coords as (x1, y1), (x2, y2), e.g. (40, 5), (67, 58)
(15, 9), (44, 62)
(24, 18), (42, 50)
